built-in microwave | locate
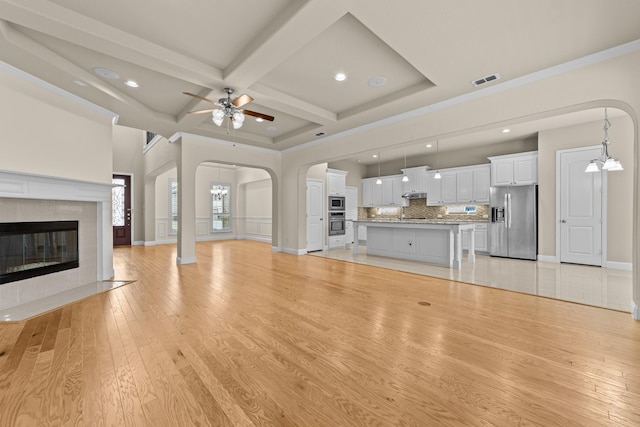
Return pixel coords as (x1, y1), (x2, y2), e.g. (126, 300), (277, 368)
(329, 196), (345, 211)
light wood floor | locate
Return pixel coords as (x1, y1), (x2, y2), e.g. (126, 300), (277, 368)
(0, 241), (639, 426)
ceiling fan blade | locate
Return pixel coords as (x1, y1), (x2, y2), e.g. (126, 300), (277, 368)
(232, 93), (254, 108)
(243, 110), (274, 121)
(187, 109), (214, 115)
(183, 91), (216, 104)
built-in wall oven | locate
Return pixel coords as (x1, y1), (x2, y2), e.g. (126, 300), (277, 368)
(329, 196), (345, 211)
(328, 211), (346, 235)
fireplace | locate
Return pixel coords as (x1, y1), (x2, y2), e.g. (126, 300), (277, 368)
(0, 221), (79, 284)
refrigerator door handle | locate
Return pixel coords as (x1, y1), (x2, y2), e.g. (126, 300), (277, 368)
(508, 193), (512, 228)
(504, 193), (508, 228)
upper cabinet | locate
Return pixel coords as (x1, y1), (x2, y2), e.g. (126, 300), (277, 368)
(426, 164), (490, 205)
(401, 166), (428, 193)
(361, 175), (407, 207)
(327, 168), (348, 195)
(488, 152), (538, 186)
(363, 163), (493, 207)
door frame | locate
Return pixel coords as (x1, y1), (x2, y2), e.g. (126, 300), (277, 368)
(113, 172), (134, 246)
(555, 145), (607, 265)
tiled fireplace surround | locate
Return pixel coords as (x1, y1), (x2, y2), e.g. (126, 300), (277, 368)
(0, 170), (113, 312)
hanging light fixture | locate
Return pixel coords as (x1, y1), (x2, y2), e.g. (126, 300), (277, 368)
(211, 165), (228, 201)
(376, 152), (382, 185)
(211, 88), (246, 130)
(434, 140), (442, 179)
(585, 108), (623, 173)
(402, 150), (409, 182)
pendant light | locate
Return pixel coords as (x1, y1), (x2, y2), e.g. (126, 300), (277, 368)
(376, 152), (382, 185)
(585, 108), (623, 173)
(434, 140), (442, 179)
(402, 150), (409, 182)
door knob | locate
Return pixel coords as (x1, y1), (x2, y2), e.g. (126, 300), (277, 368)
(561, 219), (567, 223)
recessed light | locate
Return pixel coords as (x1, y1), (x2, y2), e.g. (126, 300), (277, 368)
(92, 67), (119, 79)
(334, 73), (347, 82)
(73, 80), (87, 86)
(426, 144), (432, 148)
(124, 80), (139, 88)
(372, 154), (378, 158)
(502, 128), (511, 133)
(368, 76), (388, 87)
(255, 117), (264, 122)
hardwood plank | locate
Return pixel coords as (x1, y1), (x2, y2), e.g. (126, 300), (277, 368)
(0, 240), (638, 426)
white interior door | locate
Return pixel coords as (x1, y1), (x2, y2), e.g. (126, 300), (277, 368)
(559, 147), (604, 266)
(306, 179), (324, 252)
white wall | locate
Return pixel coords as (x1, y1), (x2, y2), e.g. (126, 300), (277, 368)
(538, 114), (634, 263)
(112, 125), (146, 243)
(0, 64), (114, 183)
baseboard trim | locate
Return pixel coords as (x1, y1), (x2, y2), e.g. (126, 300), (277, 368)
(176, 256), (196, 265)
(606, 261), (632, 271)
(632, 301), (639, 320)
(537, 255), (558, 263)
(143, 241), (157, 246)
(133, 240), (145, 246)
(280, 247), (307, 255)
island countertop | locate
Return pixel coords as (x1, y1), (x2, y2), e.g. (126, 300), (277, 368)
(353, 219), (479, 269)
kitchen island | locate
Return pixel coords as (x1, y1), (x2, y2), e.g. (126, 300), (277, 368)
(353, 219), (476, 269)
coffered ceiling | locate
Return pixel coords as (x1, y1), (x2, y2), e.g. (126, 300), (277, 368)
(1, 0), (639, 157)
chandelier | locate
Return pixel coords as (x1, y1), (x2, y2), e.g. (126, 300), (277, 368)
(211, 184), (228, 201)
(585, 108), (623, 172)
(211, 166), (228, 201)
(212, 88), (245, 130)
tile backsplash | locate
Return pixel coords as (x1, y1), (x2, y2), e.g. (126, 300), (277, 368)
(359, 198), (489, 221)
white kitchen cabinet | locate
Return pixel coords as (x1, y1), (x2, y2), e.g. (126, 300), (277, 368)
(361, 176), (406, 207)
(488, 152), (538, 186)
(441, 172), (457, 204)
(345, 220), (354, 244)
(428, 164), (490, 205)
(392, 176), (408, 206)
(361, 178), (376, 207)
(328, 234), (345, 248)
(425, 171), (443, 206)
(327, 168), (348, 195)
(346, 186), (358, 220)
(462, 222), (488, 252)
(456, 169), (473, 203)
(357, 224), (367, 242)
(381, 178), (394, 205)
(401, 166), (427, 193)
(472, 165), (491, 203)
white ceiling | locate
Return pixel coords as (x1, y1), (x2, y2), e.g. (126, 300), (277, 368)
(1, 0), (639, 161)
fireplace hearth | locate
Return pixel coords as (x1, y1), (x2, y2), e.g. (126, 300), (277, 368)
(0, 221), (79, 284)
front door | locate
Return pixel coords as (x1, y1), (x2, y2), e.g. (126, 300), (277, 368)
(306, 179), (324, 252)
(112, 174), (132, 246)
(559, 147), (603, 266)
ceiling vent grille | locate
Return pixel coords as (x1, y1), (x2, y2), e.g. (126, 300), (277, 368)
(471, 73), (501, 87)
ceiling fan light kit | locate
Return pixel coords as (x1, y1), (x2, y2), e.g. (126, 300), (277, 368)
(184, 88), (274, 132)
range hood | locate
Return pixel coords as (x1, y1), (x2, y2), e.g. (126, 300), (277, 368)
(401, 192), (428, 199)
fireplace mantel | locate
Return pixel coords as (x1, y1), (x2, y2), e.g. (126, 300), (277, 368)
(0, 169), (114, 282)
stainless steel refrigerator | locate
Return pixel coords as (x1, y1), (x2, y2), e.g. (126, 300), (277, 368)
(489, 185), (537, 260)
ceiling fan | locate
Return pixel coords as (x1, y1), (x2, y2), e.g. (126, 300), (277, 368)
(183, 88), (274, 130)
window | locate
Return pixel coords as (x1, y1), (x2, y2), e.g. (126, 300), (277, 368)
(211, 182), (231, 232)
(169, 178), (178, 235)
(112, 177), (126, 227)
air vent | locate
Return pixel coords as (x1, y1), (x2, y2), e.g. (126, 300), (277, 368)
(471, 73), (501, 87)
